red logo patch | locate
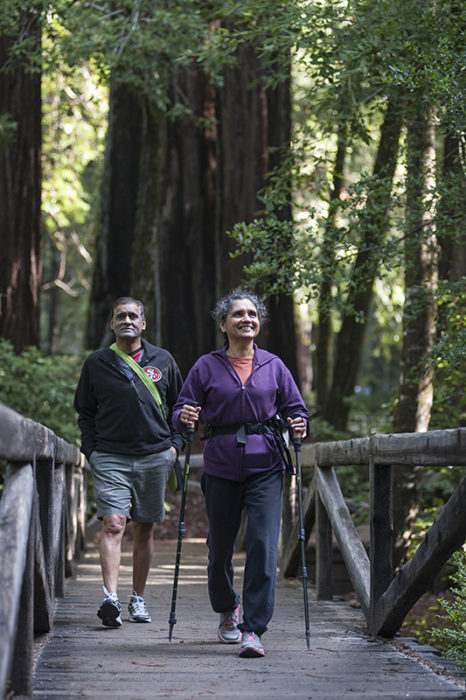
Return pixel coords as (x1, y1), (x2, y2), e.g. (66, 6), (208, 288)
(143, 366), (162, 382)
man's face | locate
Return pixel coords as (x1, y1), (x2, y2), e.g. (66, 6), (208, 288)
(110, 302), (146, 341)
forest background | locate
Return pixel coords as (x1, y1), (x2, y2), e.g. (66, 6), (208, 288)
(0, 0), (465, 586)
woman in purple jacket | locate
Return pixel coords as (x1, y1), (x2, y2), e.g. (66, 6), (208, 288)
(172, 290), (308, 658)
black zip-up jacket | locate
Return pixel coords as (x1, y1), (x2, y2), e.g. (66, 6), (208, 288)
(74, 339), (184, 460)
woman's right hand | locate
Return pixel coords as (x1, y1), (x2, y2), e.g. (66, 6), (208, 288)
(180, 403), (201, 428)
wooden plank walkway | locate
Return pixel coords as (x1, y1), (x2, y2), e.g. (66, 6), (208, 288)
(33, 539), (465, 699)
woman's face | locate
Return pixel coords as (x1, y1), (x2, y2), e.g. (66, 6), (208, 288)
(220, 298), (260, 343)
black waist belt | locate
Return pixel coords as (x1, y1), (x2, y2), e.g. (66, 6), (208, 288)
(203, 417), (295, 474)
(203, 421), (275, 446)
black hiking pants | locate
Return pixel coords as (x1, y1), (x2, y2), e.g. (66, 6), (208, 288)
(201, 469), (284, 636)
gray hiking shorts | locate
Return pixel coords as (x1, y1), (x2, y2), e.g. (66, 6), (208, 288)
(89, 448), (175, 522)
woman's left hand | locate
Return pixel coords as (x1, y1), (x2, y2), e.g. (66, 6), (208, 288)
(287, 415), (307, 439)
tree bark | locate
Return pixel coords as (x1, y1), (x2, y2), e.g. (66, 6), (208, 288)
(216, 47), (299, 379)
(262, 68), (299, 382)
(215, 41), (265, 297)
(86, 82), (142, 349)
(323, 97), (403, 430)
(315, 125), (347, 410)
(438, 131), (465, 280)
(393, 107), (437, 434)
(87, 45), (296, 379)
(392, 101), (438, 567)
(0, 12), (42, 350)
(137, 65), (218, 378)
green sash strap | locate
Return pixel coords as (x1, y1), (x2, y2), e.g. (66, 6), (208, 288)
(110, 343), (178, 492)
(110, 342), (167, 419)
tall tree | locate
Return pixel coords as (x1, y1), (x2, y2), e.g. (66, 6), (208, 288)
(86, 17), (296, 379)
(142, 64), (218, 376)
(216, 44), (298, 378)
(86, 82), (142, 349)
(263, 67), (299, 382)
(323, 96), (403, 430)
(437, 131), (465, 282)
(314, 125), (347, 410)
(392, 100), (438, 565)
(0, 6), (42, 349)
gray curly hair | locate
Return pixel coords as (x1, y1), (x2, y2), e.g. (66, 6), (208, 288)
(211, 289), (269, 327)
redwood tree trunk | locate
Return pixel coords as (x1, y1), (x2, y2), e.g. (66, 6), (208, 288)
(393, 107), (437, 433)
(315, 125), (347, 410)
(86, 82), (142, 349)
(392, 102), (438, 567)
(88, 46), (296, 380)
(216, 41), (266, 296)
(0, 13), (42, 350)
(263, 68), (299, 382)
(143, 65), (218, 378)
(216, 46), (299, 379)
(323, 97), (403, 430)
(438, 131), (465, 280)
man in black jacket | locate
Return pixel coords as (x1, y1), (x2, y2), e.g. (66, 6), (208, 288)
(74, 297), (184, 627)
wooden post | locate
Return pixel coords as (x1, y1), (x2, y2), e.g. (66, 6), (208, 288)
(9, 506), (35, 698)
(316, 467), (333, 600)
(53, 462), (66, 598)
(369, 459), (393, 627)
(36, 458), (54, 600)
(65, 463), (77, 576)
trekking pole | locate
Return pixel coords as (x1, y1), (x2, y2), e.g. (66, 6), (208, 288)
(292, 428), (311, 650)
(168, 414), (196, 641)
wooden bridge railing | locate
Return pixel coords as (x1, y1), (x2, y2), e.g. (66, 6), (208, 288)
(0, 402), (87, 699)
(281, 428), (466, 636)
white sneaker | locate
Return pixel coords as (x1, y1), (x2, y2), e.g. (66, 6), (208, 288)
(128, 592), (152, 623)
(218, 604), (241, 643)
(238, 631), (265, 657)
(97, 586), (122, 627)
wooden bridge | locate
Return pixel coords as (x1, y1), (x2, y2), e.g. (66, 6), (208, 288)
(1, 401), (465, 699)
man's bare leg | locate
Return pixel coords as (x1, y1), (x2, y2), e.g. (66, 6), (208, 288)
(132, 522), (156, 596)
(100, 513), (127, 594)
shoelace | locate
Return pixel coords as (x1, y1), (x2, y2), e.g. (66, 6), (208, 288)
(222, 606), (239, 628)
(246, 632), (259, 642)
(103, 585), (118, 601)
(223, 616), (235, 629)
(128, 594), (147, 614)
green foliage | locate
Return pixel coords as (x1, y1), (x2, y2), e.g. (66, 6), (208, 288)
(47, 0), (217, 110)
(430, 278), (466, 429)
(0, 339), (85, 445)
(402, 592), (454, 653)
(430, 550), (466, 670)
(41, 59), (107, 353)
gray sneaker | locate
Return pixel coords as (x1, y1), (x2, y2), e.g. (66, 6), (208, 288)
(218, 604), (241, 643)
(128, 592), (152, 623)
(97, 586), (122, 627)
(238, 631), (265, 657)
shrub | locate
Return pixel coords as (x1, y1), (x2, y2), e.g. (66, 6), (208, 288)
(430, 549), (466, 671)
(0, 339), (85, 446)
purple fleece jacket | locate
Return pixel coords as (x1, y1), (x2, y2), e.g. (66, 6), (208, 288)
(172, 345), (308, 482)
